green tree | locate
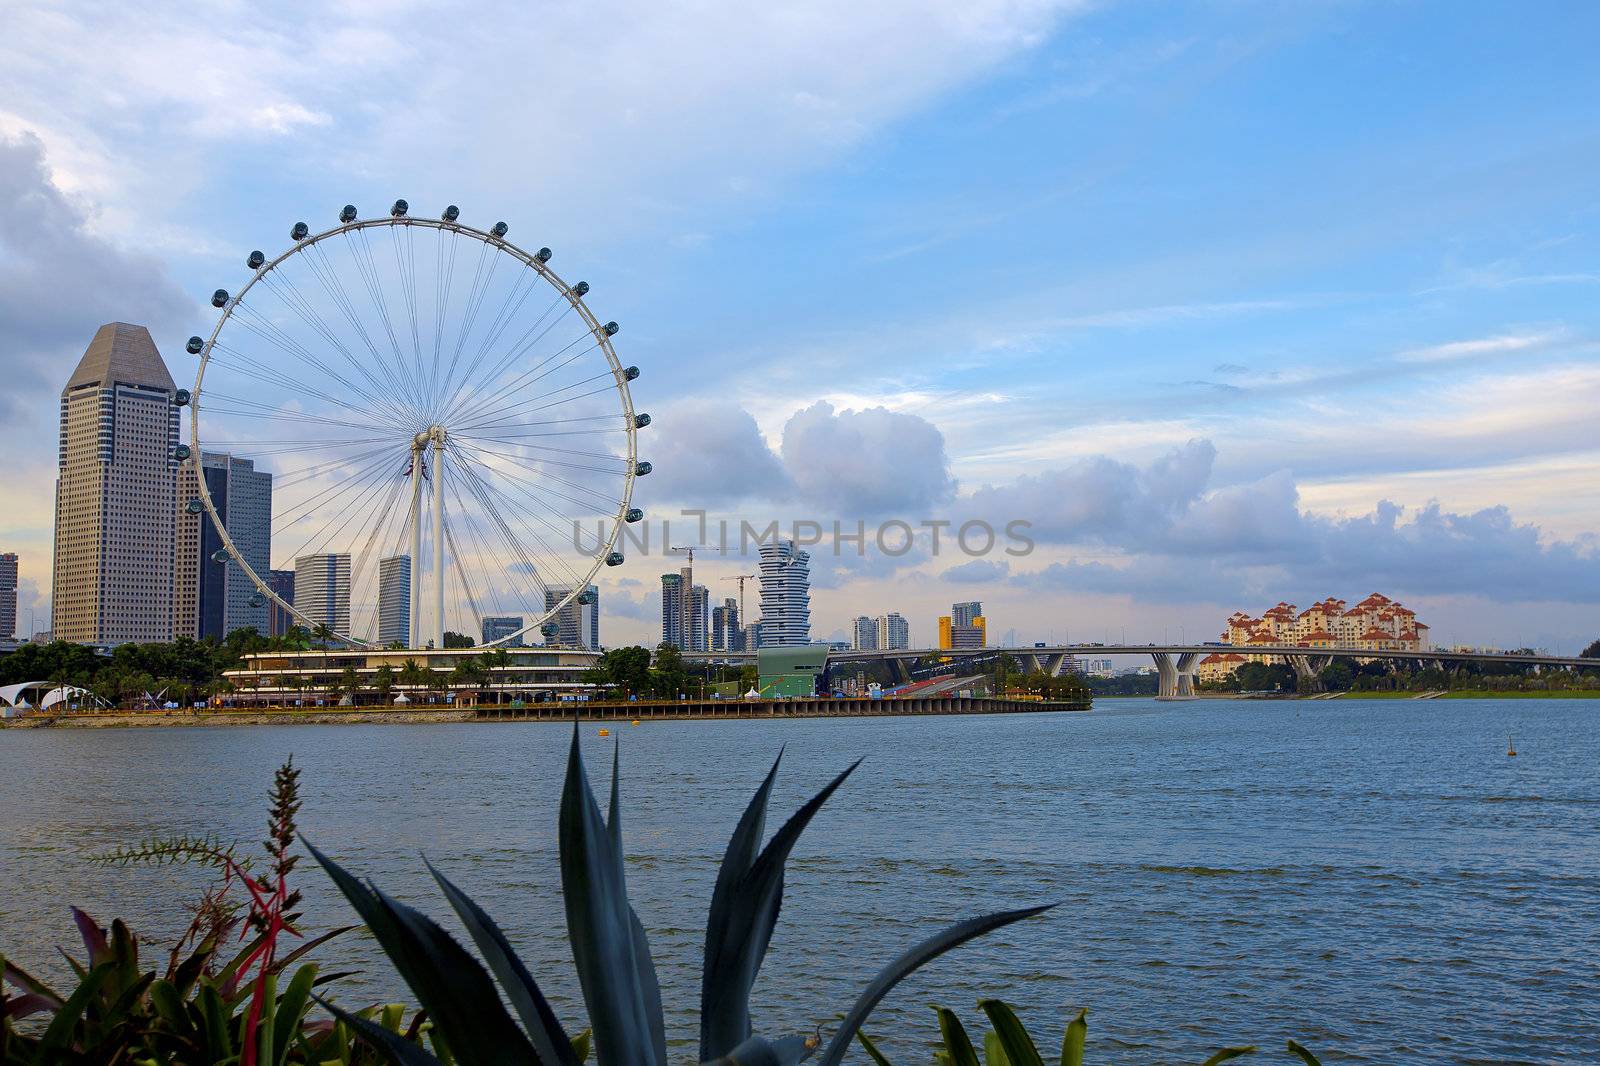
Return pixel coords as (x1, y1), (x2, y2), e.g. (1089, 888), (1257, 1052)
(650, 642), (688, 698)
(586, 645), (652, 697)
(398, 658), (435, 696)
(443, 631), (475, 649)
(1582, 638), (1600, 659)
(339, 666), (363, 704)
(312, 623), (336, 650)
(1317, 660), (1354, 691)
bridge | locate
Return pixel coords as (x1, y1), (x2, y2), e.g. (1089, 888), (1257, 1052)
(683, 644), (1596, 698)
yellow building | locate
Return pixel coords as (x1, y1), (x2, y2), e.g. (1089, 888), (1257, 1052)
(938, 614), (986, 649)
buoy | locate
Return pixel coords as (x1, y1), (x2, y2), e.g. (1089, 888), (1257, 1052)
(631, 719), (640, 726)
(1507, 734), (1516, 757)
(598, 728), (610, 737)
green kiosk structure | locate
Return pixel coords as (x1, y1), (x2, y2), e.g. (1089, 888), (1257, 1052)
(755, 645), (830, 697)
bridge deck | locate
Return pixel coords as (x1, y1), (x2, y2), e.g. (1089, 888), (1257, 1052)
(477, 695), (1091, 721)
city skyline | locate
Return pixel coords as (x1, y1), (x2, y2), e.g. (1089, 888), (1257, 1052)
(2, 5), (1599, 652)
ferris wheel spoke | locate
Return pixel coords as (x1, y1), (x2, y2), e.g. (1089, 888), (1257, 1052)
(275, 450), (409, 572)
(389, 225), (427, 409)
(446, 443), (591, 592)
(271, 445), (406, 533)
(445, 332), (604, 430)
(268, 443), (404, 494)
(205, 342), (405, 428)
(442, 478), (517, 620)
(433, 238), (499, 419)
(221, 306), (411, 426)
(441, 515), (489, 639)
(438, 290), (570, 426)
(448, 438), (625, 513)
(439, 260), (543, 415)
(346, 472), (411, 636)
(257, 269), (418, 427)
(316, 235), (424, 420)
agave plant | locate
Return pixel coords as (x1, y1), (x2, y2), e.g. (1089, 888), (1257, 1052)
(305, 725), (1053, 1064)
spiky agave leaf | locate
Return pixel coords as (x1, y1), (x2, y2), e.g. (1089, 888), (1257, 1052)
(304, 841), (537, 1065)
(312, 995), (443, 1066)
(933, 1006), (981, 1066)
(559, 723), (665, 1066)
(610, 743), (668, 1065)
(425, 858), (580, 1066)
(701, 757), (861, 1060)
(699, 748), (783, 1060)
(701, 1033), (819, 1066)
(815, 905), (1055, 1066)
(1285, 1040), (1322, 1066)
(977, 1000), (1044, 1066)
(1060, 1008), (1087, 1066)
(1200, 1048), (1257, 1065)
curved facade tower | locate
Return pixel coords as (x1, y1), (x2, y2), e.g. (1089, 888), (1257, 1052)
(756, 537), (810, 647)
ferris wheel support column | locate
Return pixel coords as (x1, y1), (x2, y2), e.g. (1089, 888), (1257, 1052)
(409, 436), (425, 650)
(431, 426), (447, 651)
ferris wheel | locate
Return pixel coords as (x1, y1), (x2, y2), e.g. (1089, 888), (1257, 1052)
(182, 201), (650, 649)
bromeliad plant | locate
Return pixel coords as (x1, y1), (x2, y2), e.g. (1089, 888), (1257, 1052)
(307, 726), (1054, 1065)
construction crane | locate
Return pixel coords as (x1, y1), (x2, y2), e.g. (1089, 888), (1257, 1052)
(721, 573), (757, 650)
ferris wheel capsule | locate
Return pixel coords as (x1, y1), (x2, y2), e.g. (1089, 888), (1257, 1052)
(185, 499), (204, 514)
(535, 247), (552, 263)
(211, 549), (231, 563)
(634, 460), (652, 476)
(604, 321), (620, 336)
(186, 336), (204, 354)
(249, 593), (266, 607)
(577, 589), (596, 605)
(290, 222), (309, 241)
(634, 413), (651, 428)
(491, 221), (508, 238)
(624, 365), (640, 380)
(340, 205), (358, 223)
(391, 199), (409, 217)
(173, 388), (191, 407)
(441, 205), (460, 222)
(247, 250), (266, 270)
(625, 508), (643, 523)
(174, 444), (191, 461)
(573, 281), (590, 296)
(605, 551), (625, 566)
(211, 289), (229, 307)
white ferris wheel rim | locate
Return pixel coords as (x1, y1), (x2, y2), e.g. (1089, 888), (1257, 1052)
(188, 211), (639, 649)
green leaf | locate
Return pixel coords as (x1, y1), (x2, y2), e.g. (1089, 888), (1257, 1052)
(314, 994), (444, 1066)
(36, 963), (110, 1058)
(273, 964), (317, 1066)
(857, 1030), (896, 1066)
(559, 723), (664, 1066)
(571, 1029), (592, 1063)
(1200, 1048), (1257, 1065)
(984, 1030), (1010, 1066)
(815, 905), (1054, 1066)
(977, 1001), (1044, 1066)
(1285, 1040), (1322, 1066)
(700, 749), (782, 1059)
(934, 1007), (981, 1066)
(199, 981), (234, 1063)
(1059, 1008), (1086, 1066)
(703, 758), (860, 1061)
(304, 840), (537, 1065)
(424, 859), (578, 1066)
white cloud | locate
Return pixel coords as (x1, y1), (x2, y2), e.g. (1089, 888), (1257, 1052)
(1397, 329), (1567, 363)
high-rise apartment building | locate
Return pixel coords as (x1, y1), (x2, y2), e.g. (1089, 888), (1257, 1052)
(377, 555), (411, 646)
(0, 553), (17, 640)
(711, 597), (741, 652)
(293, 553), (350, 637)
(851, 616), (878, 650)
(877, 612), (910, 650)
(660, 572), (710, 650)
(265, 569), (296, 637)
(544, 585), (599, 649)
(689, 583), (709, 652)
(481, 615), (525, 646)
(939, 601), (986, 650)
(175, 453), (271, 640)
(756, 538), (811, 647)
(660, 572), (684, 648)
(53, 323), (179, 645)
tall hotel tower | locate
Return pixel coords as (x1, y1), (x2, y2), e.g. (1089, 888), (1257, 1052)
(756, 537), (811, 647)
(52, 323), (179, 644)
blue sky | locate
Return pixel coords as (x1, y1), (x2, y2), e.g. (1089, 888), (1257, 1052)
(2, 0), (1598, 650)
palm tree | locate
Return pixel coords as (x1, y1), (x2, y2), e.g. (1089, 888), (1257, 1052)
(373, 664), (396, 705)
(480, 647), (512, 706)
(312, 623), (335, 651)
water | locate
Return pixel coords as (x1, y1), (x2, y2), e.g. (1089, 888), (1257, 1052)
(2, 698), (1597, 1062)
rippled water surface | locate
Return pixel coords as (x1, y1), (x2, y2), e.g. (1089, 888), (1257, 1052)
(3, 698), (1599, 1062)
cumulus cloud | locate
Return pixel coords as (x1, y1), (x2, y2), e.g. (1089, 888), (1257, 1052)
(638, 399), (790, 507)
(942, 558), (1010, 583)
(781, 400), (957, 514)
(0, 134), (195, 418)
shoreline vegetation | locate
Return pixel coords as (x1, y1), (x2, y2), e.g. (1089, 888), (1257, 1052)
(1, 749), (1331, 1064)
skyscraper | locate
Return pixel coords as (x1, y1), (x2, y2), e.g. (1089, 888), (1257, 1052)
(851, 616), (878, 650)
(52, 323), (179, 645)
(660, 572), (684, 648)
(711, 597), (741, 652)
(756, 538), (810, 647)
(939, 601), (986, 650)
(294, 553), (350, 637)
(265, 569), (296, 637)
(0, 553), (17, 640)
(545, 585), (599, 649)
(481, 615), (525, 646)
(877, 612), (910, 650)
(689, 583), (709, 652)
(175, 453), (271, 640)
(377, 555), (411, 646)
